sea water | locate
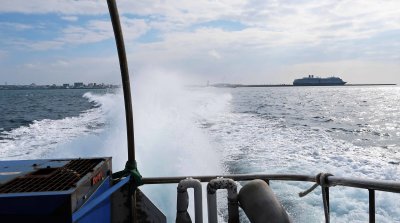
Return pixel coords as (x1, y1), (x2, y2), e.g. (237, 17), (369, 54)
(0, 79), (399, 222)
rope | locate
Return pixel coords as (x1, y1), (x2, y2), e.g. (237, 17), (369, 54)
(111, 160), (142, 222)
(299, 172), (333, 223)
(298, 183), (319, 197)
(112, 160), (143, 187)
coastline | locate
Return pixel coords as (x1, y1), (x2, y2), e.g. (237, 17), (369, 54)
(210, 83), (397, 88)
(0, 86), (119, 90)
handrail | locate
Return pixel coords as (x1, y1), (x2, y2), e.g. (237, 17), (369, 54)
(69, 173), (400, 222)
(328, 176), (400, 192)
(106, 2), (138, 222)
(107, 0), (136, 163)
(142, 174), (400, 193)
(143, 174), (314, 184)
(145, 173), (400, 223)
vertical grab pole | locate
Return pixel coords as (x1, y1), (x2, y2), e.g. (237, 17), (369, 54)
(106, 0), (136, 162)
(107, 1), (137, 222)
(369, 189), (375, 223)
(325, 187), (330, 213)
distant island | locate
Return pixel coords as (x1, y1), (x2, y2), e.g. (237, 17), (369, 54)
(0, 82), (120, 90)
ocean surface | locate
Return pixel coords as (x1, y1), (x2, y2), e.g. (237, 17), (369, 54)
(0, 84), (399, 222)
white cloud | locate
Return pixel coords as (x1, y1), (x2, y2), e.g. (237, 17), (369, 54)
(11, 17), (150, 51)
(1, 0), (399, 84)
(131, 26), (322, 64)
(61, 16), (78, 22)
(61, 20), (112, 45)
(121, 18), (150, 41)
(127, 20), (400, 84)
(29, 40), (64, 51)
(208, 50), (222, 59)
(0, 22), (33, 31)
(0, 0), (107, 15)
(236, 0), (400, 44)
(2, 1), (399, 46)
(12, 55), (119, 85)
(125, 0), (400, 58)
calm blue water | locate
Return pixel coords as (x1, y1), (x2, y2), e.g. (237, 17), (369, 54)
(0, 86), (399, 222)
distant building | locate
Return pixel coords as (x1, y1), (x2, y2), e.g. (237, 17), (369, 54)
(74, 82), (84, 88)
(63, 84), (70, 88)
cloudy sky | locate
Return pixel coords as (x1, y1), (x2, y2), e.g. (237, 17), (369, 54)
(0, 0), (399, 85)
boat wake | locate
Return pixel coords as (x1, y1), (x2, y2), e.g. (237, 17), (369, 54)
(0, 98), (105, 160)
(0, 71), (225, 221)
(0, 73), (399, 222)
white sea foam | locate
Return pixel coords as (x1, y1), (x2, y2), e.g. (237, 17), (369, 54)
(131, 71), (224, 220)
(0, 104), (105, 159)
(202, 88), (400, 222)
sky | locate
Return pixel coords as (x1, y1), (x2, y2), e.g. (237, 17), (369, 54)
(0, 0), (399, 85)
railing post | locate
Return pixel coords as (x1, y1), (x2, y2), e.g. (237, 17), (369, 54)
(325, 187), (330, 213)
(318, 173), (333, 223)
(176, 179), (203, 223)
(369, 189), (375, 223)
(207, 178), (239, 223)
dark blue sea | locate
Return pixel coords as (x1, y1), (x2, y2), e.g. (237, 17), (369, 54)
(0, 85), (399, 222)
(0, 89), (101, 132)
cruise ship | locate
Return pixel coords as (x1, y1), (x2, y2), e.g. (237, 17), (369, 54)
(293, 75), (346, 86)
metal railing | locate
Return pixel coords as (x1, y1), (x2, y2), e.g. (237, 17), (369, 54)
(142, 173), (400, 223)
(70, 173), (400, 222)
